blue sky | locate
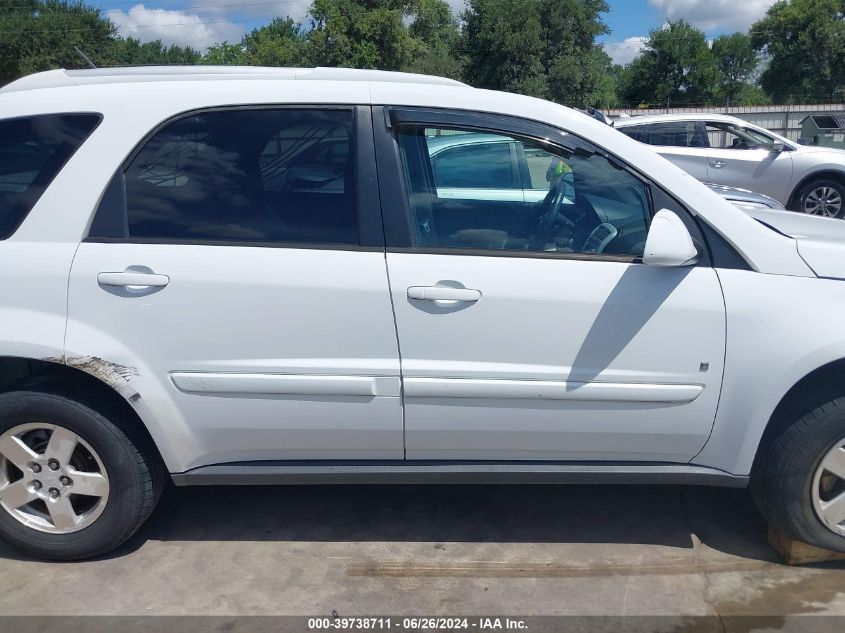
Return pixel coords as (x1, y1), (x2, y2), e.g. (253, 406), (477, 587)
(98, 0), (779, 64)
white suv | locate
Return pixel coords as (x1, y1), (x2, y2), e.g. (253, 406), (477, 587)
(0, 67), (844, 560)
(615, 113), (845, 217)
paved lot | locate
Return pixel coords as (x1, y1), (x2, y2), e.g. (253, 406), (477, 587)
(0, 484), (843, 621)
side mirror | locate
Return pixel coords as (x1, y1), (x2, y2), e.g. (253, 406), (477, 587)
(643, 209), (698, 267)
(771, 141), (785, 153)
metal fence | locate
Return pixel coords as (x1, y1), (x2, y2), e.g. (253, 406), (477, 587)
(605, 104), (845, 142)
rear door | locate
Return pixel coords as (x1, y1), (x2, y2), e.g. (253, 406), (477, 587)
(65, 106), (402, 472)
(620, 121), (710, 181)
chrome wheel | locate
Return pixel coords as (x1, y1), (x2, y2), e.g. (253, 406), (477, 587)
(812, 437), (845, 537)
(803, 186), (842, 217)
(0, 423), (109, 534)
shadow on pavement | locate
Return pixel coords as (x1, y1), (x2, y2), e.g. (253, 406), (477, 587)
(0, 484), (780, 563)
(126, 484), (778, 561)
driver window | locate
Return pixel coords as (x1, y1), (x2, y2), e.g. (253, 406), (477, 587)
(706, 122), (773, 150)
(396, 125), (651, 258)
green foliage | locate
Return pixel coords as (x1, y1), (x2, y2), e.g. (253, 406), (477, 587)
(619, 20), (717, 107)
(751, 0), (845, 102)
(306, 0), (418, 70)
(405, 0), (464, 79)
(241, 18), (308, 67)
(1, 0), (842, 108)
(0, 0), (117, 85)
(202, 42), (249, 66)
(110, 38), (201, 66)
(461, 0), (612, 106)
(711, 33), (758, 106)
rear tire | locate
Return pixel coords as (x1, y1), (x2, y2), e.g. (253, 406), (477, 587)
(751, 396), (845, 553)
(0, 390), (164, 560)
(790, 178), (845, 218)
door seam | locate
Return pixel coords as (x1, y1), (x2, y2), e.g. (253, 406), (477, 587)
(369, 105), (408, 459)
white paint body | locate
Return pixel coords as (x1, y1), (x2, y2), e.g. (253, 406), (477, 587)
(0, 68), (842, 478)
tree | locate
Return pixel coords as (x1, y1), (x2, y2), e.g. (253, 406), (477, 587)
(461, 0), (612, 105)
(306, 0), (419, 70)
(619, 20), (718, 107)
(202, 42), (249, 66)
(711, 33), (758, 106)
(461, 0), (547, 97)
(240, 17), (309, 67)
(405, 0), (464, 79)
(751, 0), (845, 102)
(110, 38), (201, 66)
(0, 0), (117, 86)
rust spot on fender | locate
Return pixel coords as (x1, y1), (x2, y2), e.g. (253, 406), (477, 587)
(66, 356), (138, 385)
(41, 355), (139, 388)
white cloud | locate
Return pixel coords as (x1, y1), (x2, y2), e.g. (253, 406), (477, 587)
(648, 0), (777, 32)
(107, 3), (245, 50)
(603, 36), (648, 65)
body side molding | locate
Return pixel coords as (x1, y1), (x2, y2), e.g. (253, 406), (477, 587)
(171, 461), (747, 487)
(170, 373), (401, 397)
(403, 378), (703, 403)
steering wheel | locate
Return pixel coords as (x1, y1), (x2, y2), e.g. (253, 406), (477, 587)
(531, 179), (576, 249)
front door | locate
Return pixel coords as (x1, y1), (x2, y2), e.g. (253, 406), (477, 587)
(704, 121), (794, 204)
(376, 108), (726, 462)
(66, 106), (402, 472)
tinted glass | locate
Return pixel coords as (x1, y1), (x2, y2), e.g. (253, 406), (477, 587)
(706, 122), (773, 150)
(647, 122), (708, 147)
(430, 139), (515, 189)
(0, 113), (101, 239)
(619, 125), (649, 143)
(397, 126), (651, 258)
(123, 109), (357, 244)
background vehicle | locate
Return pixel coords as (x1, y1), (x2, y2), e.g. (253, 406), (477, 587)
(615, 113), (845, 218)
(0, 67), (844, 561)
(427, 132), (786, 210)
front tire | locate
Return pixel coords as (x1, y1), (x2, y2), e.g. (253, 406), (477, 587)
(790, 178), (845, 218)
(752, 397), (845, 553)
(0, 390), (164, 560)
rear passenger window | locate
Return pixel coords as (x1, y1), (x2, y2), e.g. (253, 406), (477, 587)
(110, 109), (358, 245)
(618, 125), (649, 143)
(0, 113), (101, 239)
(646, 122), (708, 148)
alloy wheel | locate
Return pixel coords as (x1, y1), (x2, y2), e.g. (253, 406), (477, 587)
(812, 437), (845, 538)
(0, 423), (109, 534)
(803, 186), (843, 217)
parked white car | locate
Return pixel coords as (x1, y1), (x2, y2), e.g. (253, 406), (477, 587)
(615, 113), (845, 217)
(0, 67), (844, 560)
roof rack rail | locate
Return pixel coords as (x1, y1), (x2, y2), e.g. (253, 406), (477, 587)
(0, 66), (467, 93)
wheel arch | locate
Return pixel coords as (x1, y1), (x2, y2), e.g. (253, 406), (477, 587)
(0, 356), (167, 471)
(754, 357), (845, 472)
(787, 170), (845, 210)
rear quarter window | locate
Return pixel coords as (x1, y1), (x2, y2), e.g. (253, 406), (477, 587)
(0, 113), (101, 239)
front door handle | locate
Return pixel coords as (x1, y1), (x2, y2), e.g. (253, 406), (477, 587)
(407, 286), (481, 302)
(97, 272), (170, 288)
(710, 160), (727, 169)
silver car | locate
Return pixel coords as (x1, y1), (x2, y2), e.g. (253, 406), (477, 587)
(615, 113), (845, 218)
(426, 132), (786, 210)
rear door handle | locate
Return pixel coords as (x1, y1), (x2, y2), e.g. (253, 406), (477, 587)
(407, 286), (481, 302)
(97, 272), (170, 288)
(710, 160), (727, 169)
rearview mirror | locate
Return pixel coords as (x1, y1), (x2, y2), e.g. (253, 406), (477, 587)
(643, 210), (698, 267)
(771, 141), (785, 153)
